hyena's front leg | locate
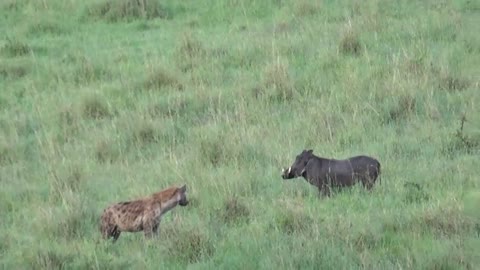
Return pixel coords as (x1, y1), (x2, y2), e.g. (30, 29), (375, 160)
(100, 212), (119, 241)
(143, 218), (160, 238)
(112, 227), (121, 242)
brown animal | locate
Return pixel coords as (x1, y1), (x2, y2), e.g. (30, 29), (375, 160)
(100, 184), (189, 242)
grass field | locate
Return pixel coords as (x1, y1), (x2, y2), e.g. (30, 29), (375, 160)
(1, 0), (480, 269)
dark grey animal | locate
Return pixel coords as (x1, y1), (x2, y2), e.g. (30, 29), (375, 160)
(281, 149), (381, 196)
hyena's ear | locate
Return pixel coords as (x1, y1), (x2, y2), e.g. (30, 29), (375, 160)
(179, 184), (187, 193)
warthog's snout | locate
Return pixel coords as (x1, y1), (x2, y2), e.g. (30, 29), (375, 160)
(281, 167), (292, 179)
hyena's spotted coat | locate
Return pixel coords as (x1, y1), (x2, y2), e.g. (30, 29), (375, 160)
(100, 184), (189, 242)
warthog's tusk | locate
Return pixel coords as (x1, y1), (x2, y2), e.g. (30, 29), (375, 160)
(287, 167), (291, 174)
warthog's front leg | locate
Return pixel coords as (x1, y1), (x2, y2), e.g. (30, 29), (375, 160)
(361, 175), (375, 191)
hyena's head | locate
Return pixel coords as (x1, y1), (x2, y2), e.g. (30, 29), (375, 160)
(177, 184), (189, 206)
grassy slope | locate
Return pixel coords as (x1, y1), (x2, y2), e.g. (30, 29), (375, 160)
(1, 0), (479, 269)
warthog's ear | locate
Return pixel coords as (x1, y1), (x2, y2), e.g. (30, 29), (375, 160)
(179, 184), (187, 193)
(307, 149), (313, 154)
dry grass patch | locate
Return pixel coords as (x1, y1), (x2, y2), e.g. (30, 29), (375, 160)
(86, 0), (171, 22)
(80, 94), (112, 120)
(57, 105), (80, 144)
(0, 62), (29, 79)
(220, 197), (250, 225)
(293, 0), (321, 17)
(443, 115), (479, 156)
(130, 120), (159, 145)
(175, 32), (206, 72)
(1, 37), (31, 57)
(0, 139), (17, 166)
(438, 72), (470, 92)
(31, 250), (73, 270)
(273, 199), (313, 235)
(255, 58), (295, 102)
(386, 95), (416, 123)
(95, 139), (120, 164)
(338, 22), (362, 56)
(164, 226), (215, 263)
(144, 66), (183, 91)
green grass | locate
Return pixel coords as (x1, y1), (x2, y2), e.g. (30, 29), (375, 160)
(1, 0), (480, 268)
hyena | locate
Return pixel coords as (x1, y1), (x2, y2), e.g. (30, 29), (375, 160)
(100, 184), (189, 242)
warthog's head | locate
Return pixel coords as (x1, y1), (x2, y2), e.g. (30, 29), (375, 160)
(282, 149), (314, 180)
(177, 184), (189, 206)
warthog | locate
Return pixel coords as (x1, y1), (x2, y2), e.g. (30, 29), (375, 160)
(282, 149), (381, 196)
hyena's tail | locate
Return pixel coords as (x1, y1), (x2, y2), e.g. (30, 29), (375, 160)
(100, 210), (113, 239)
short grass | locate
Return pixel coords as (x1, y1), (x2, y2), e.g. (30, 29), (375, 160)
(1, 0), (480, 269)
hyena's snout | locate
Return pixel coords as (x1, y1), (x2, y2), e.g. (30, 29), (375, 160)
(179, 196), (189, 206)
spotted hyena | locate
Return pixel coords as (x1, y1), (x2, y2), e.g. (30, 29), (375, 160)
(100, 184), (189, 242)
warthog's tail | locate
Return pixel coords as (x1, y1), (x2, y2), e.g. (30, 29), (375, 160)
(377, 161), (382, 185)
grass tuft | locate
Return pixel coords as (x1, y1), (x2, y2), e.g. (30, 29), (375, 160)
(148, 97), (189, 118)
(387, 95), (416, 123)
(257, 59), (295, 102)
(199, 136), (228, 167)
(95, 139), (120, 164)
(220, 197), (250, 224)
(0, 62), (29, 79)
(0, 140), (17, 166)
(32, 250), (73, 270)
(293, 1), (321, 17)
(438, 72), (470, 92)
(57, 105), (80, 143)
(403, 182), (430, 204)
(130, 120), (159, 145)
(1, 37), (31, 57)
(165, 227), (215, 263)
(175, 32), (206, 72)
(86, 0), (170, 22)
(144, 66), (184, 91)
(443, 114), (479, 156)
(338, 23), (362, 56)
(81, 94), (112, 120)
(275, 202), (313, 235)
(51, 165), (84, 196)
(352, 229), (382, 252)
(421, 205), (474, 237)
(27, 18), (68, 36)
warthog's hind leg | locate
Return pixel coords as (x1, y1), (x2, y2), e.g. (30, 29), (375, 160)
(318, 184), (331, 198)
